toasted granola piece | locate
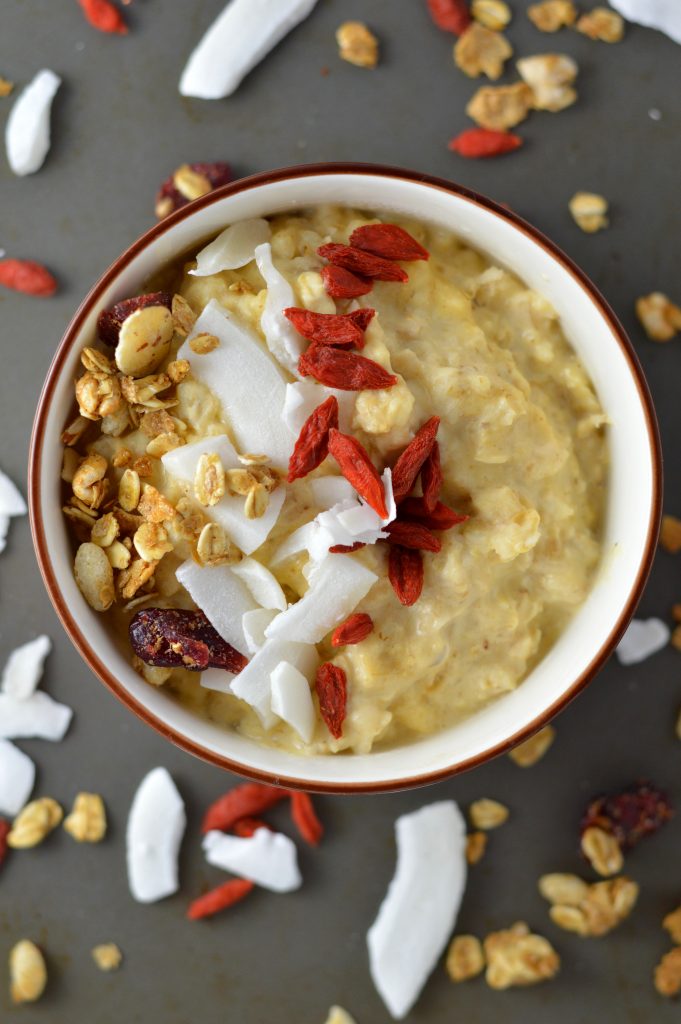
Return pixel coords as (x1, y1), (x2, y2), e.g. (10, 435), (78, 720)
(76, 371), (122, 421)
(545, 876), (639, 937)
(9, 940), (47, 1004)
(466, 831), (488, 864)
(484, 922), (560, 988)
(138, 485), (176, 523)
(63, 793), (107, 843)
(517, 53), (578, 112)
(581, 826), (623, 877)
(661, 515), (681, 553)
(636, 293), (681, 342)
(576, 8), (625, 42)
(527, 0), (576, 32)
(92, 943), (122, 972)
(508, 725), (555, 766)
(538, 873), (589, 906)
(8, 797), (63, 848)
(663, 906), (681, 945)
(455, 23), (513, 80)
(655, 948), (681, 997)
(466, 81), (533, 130)
(446, 935), (486, 982)
(336, 21), (380, 68)
(471, 0), (511, 31)
(569, 192), (609, 233)
(469, 798), (509, 830)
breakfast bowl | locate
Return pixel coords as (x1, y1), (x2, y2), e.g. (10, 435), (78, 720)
(28, 163), (661, 793)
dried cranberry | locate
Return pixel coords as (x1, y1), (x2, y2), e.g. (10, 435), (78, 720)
(155, 162), (233, 219)
(97, 292), (172, 347)
(129, 608), (248, 673)
(580, 781), (673, 850)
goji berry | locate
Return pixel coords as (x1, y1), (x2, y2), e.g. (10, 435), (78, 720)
(290, 792), (324, 846)
(283, 307), (374, 349)
(331, 612), (374, 647)
(187, 878), (254, 920)
(328, 429), (388, 518)
(288, 395), (339, 483)
(385, 520), (442, 552)
(202, 783), (289, 834)
(129, 608), (248, 673)
(321, 264), (373, 299)
(155, 162), (232, 219)
(421, 441), (443, 512)
(391, 416), (441, 502)
(299, 345), (397, 391)
(349, 224), (429, 262)
(0, 259), (57, 297)
(318, 243), (408, 283)
(426, 0), (471, 35)
(77, 0), (128, 34)
(98, 292), (171, 346)
(581, 782), (673, 851)
(388, 545), (424, 606)
(329, 541), (367, 554)
(316, 663), (347, 740)
(448, 128), (523, 158)
(399, 497), (469, 531)
(0, 818), (9, 869)
(232, 817), (271, 838)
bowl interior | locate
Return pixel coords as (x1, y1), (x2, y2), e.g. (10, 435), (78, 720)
(32, 169), (658, 790)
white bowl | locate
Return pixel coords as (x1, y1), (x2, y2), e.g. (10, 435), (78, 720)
(29, 164), (661, 792)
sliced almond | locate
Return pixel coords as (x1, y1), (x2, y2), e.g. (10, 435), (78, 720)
(90, 512), (119, 548)
(196, 522), (242, 567)
(118, 469), (141, 512)
(115, 306), (174, 377)
(133, 522), (173, 562)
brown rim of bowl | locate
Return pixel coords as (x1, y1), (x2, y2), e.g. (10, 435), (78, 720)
(28, 162), (663, 795)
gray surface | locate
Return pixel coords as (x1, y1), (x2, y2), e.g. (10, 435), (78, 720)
(1, 1), (680, 1021)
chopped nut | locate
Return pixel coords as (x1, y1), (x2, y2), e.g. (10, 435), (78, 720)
(76, 370), (122, 421)
(105, 540), (131, 570)
(636, 293), (681, 342)
(61, 415), (90, 447)
(194, 452), (226, 507)
(455, 23), (513, 80)
(655, 947), (681, 997)
(196, 522), (242, 567)
(466, 81), (533, 130)
(91, 511), (119, 548)
(134, 522), (173, 562)
(112, 447), (133, 468)
(120, 372), (172, 406)
(538, 873), (589, 906)
(517, 53), (578, 112)
(8, 797), (63, 849)
(72, 452), (109, 510)
(74, 542), (115, 611)
(568, 191), (609, 233)
(484, 923), (560, 989)
(472, 0), (511, 30)
(171, 293), (196, 337)
(92, 943), (122, 972)
(81, 346), (115, 374)
(118, 468), (141, 512)
(545, 876), (638, 937)
(9, 940), (47, 1004)
(336, 21), (379, 68)
(466, 831), (488, 864)
(173, 163), (212, 201)
(581, 826), (623, 877)
(527, 0), (576, 32)
(146, 432), (184, 458)
(244, 483), (269, 519)
(140, 409), (177, 438)
(132, 455), (154, 478)
(661, 515), (681, 553)
(576, 7), (624, 42)
(167, 358), (190, 384)
(118, 558), (157, 600)
(469, 798), (509, 830)
(113, 507), (145, 534)
(508, 725), (555, 766)
(61, 448), (80, 484)
(0, 77), (14, 97)
(446, 935), (486, 982)
(189, 332), (220, 355)
(63, 793), (107, 843)
(663, 906), (681, 945)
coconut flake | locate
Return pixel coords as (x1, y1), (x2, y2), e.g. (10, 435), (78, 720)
(231, 557), (287, 612)
(176, 559), (256, 654)
(230, 639), (318, 728)
(368, 801), (467, 1019)
(203, 826), (302, 892)
(180, 0), (319, 99)
(270, 661), (315, 742)
(0, 516), (9, 555)
(5, 69), (61, 176)
(616, 617), (670, 665)
(1, 635), (52, 701)
(0, 469), (27, 517)
(609, 0), (681, 44)
(199, 669), (236, 694)
(309, 475), (357, 509)
(0, 739), (35, 816)
(190, 218), (271, 276)
(269, 522), (319, 566)
(283, 380), (355, 435)
(0, 691), (72, 741)
(242, 608), (279, 654)
(177, 301), (294, 469)
(255, 242), (306, 377)
(126, 767), (186, 904)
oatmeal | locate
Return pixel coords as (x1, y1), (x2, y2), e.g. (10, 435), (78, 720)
(62, 206), (607, 755)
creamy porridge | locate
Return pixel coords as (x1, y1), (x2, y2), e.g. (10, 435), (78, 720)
(62, 205), (607, 755)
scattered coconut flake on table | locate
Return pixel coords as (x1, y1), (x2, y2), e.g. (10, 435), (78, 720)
(190, 218), (271, 276)
(616, 618), (670, 665)
(203, 827), (302, 892)
(255, 242), (306, 377)
(0, 516), (9, 555)
(367, 801), (467, 1020)
(242, 608), (279, 654)
(0, 739), (35, 816)
(0, 469), (27, 517)
(176, 559), (256, 655)
(126, 767), (186, 904)
(283, 380), (355, 435)
(1, 635), (51, 701)
(180, 0), (320, 99)
(609, 0), (681, 44)
(230, 638), (318, 728)
(231, 557), (287, 612)
(5, 69), (61, 176)
(0, 690), (73, 741)
(270, 661), (316, 742)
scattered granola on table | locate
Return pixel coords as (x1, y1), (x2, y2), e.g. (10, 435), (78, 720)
(336, 22), (380, 68)
(661, 515), (681, 553)
(466, 81), (534, 129)
(63, 792), (107, 843)
(446, 935), (486, 982)
(581, 825), (624, 877)
(569, 192), (609, 233)
(92, 943), (123, 972)
(540, 874), (639, 936)
(466, 830), (488, 864)
(483, 923), (560, 988)
(581, 781), (673, 849)
(471, 0), (511, 31)
(517, 53), (578, 112)
(155, 162), (232, 219)
(527, 0), (577, 32)
(655, 947), (681, 997)
(9, 940), (48, 1004)
(576, 8), (625, 42)
(7, 797), (63, 849)
(0, 76), (14, 97)
(469, 798), (509, 830)
(454, 23), (513, 79)
(508, 725), (556, 766)
(636, 292), (681, 341)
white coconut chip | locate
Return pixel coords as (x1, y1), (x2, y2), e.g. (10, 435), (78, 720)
(190, 218), (271, 277)
(231, 557), (287, 612)
(230, 638), (318, 728)
(269, 522), (319, 567)
(126, 767), (186, 904)
(0, 691), (72, 741)
(0, 739), (35, 816)
(203, 827), (302, 892)
(180, 0), (320, 99)
(616, 617), (670, 665)
(176, 559), (256, 655)
(0, 469), (27, 517)
(1, 635), (52, 701)
(6, 69), (61, 177)
(199, 669), (236, 694)
(609, 0), (681, 44)
(367, 801), (468, 1020)
(283, 380), (355, 435)
(177, 301), (293, 469)
(265, 554), (378, 645)
(242, 608), (279, 654)
(308, 475), (357, 508)
(255, 242), (306, 377)
(0, 516), (9, 555)
(270, 661), (315, 742)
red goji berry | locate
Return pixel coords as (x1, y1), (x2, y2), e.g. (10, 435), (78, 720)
(283, 307), (374, 349)
(328, 429), (388, 518)
(385, 520), (442, 552)
(288, 395), (339, 483)
(232, 817), (271, 838)
(290, 792), (324, 846)
(315, 663), (347, 740)
(0, 259), (57, 297)
(321, 264), (373, 299)
(78, 0), (128, 33)
(581, 782), (673, 851)
(449, 128), (523, 158)
(391, 416), (441, 502)
(388, 545), (424, 606)
(399, 497), (469, 531)
(187, 878), (254, 920)
(202, 783), (289, 834)
(318, 243), (408, 283)
(329, 541), (367, 554)
(426, 0), (471, 35)
(98, 292), (172, 346)
(299, 346), (397, 391)
(421, 441), (443, 512)
(155, 162), (233, 219)
(0, 818), (9, 869)
(349, 224), (429, 262)
(331, 612), (374, 647)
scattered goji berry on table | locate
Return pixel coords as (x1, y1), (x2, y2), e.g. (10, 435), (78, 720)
(349, 224), (429, 262)
(331, 612), (374, 647)
(399, 497), (469, 531)
(321, 264), (373, 299)
(316, 663), (348, 740)
(0, 818), (9, 869)
(426, 0), (472, 34)
(329, 541), (367, 554)
(155, 162), (232, 219)
(388, 545), (425, 606)
(318, 243), (408, 283)
(187, 878), (254, 920)
(299, 345), (397, 391)
(391, 416), (441, 502)
(77, 0), (128, 34)
(202, 783), (289, 834)
(129, 608), (248, 673)
(385, 520), (442, 552)
(420, 441), (443, 512)
(232, 817), (271, 838)
(328, 429), (388, 518)
(448, 128), (523, 158)
(0, 259), (57, 297)
(290, 792), (324, 846)
(97, 292), (171, 346)
(288, 395), (339, 483)
(283, 307), (374, 349)
(581, 782), (673, 850)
